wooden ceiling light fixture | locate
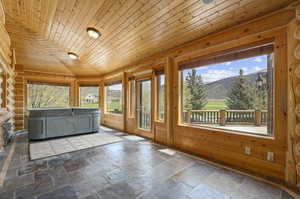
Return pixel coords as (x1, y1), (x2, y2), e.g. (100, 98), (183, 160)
(87, 27), (101, 39)
(202, 0), (214, 4)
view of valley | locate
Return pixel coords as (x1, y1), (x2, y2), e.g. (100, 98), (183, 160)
(200, 68), (268, 110)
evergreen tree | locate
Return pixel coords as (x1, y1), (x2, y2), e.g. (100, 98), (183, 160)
(182, 83), (192, 110)
(226, 69), (254, 110)
(253, 73), (268, 110)
(185, 69), (207, 110)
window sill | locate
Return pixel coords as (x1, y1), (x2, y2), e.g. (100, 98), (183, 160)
(177, 123), (275, 140)
(104, 113), (123, 116)
(137, 128), (151, 132)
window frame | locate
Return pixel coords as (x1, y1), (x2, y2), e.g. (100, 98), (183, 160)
(78, 84), (100, 108)
(104, 81), (123, 115)
(127, 78), (136, 118)
(26, 81), (71, 108)
(174, 37), (285, 142)
(155, 71), (165, 122)
(136, 77), (152, 131)
(179, 53), (274, 137)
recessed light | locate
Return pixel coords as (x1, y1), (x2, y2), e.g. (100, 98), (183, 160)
(87, 27), (101, 39)
(68, 52), (78, 60)
(202, 0), (214, 4)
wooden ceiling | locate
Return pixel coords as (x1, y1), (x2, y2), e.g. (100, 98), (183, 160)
(2, 0), (293, 76)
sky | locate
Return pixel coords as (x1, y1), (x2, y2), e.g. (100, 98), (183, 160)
(183, 55), (269, 84)
(108, 83), (122, 91)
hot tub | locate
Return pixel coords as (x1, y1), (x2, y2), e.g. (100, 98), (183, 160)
(27, 107), (100, 140)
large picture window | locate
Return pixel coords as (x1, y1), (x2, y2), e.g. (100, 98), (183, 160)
(79, 86), (99, 108)
(27, 83), (70, 108)
(157, 74), (165, 121)
(105, 82), (123, 114)
(180, 44), (274, 136)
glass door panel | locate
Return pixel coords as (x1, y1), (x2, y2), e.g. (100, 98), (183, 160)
(137, 79), (151, 130)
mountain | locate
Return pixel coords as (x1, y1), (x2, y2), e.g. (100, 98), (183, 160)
(204, 69), (267, 100)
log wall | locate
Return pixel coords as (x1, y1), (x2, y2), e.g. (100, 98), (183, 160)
(0, 0), (15, 133)
(287, 5), (300, 188)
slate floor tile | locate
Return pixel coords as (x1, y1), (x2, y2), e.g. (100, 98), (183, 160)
(63, 159), (90, 173)
(15, 181), (53, 199)
(281, 191), (296, 199)
(188, 184), (231, 199)
(172, 164), (215, 187)
(0, 190), (15, 199)
(52, 175), (74, 188)
(37, 185), (78, 199)
(204, 168), (245, 193)
(34, 170), (53, 184)
(238, 177), (282, 199)
(5, 167), (18, 180)
(98, 182), (136, 199)
(140, 180), (193, 199)
(72, 181), (98, 199)
(82, 193), (102, 199)
(4, 173), (35, 191)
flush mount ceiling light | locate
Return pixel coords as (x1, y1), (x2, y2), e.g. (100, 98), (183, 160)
(87, 27), (101, 39)
(68, 52), (78, 60)
(202, 0), (214, 4)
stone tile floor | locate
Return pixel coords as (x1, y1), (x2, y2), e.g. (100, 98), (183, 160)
(0, 128), (296, 199)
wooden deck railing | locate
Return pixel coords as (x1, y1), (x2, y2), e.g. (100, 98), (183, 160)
(139, 110), (267, 128)
(183, 110), (268, 126)
(140, 112), (151, 129)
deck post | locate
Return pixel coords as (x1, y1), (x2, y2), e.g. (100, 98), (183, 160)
(220, 110), (226, 126)
(255, 110), (262, 126)
(187, 110), (191, 123)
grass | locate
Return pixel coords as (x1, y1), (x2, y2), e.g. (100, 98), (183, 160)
(81, 103), (99, 108)
(107, 103), (122, 113)
(203, 100), (228, 110)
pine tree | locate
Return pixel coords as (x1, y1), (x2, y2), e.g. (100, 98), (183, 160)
(253, 73), (268, 110)
(226, 69), (254, 110)
(185, 69), (207, 110)
(182, 83), (192, 110)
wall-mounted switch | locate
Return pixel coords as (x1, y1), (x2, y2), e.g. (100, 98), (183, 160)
(245, 147), (251, 155)
(267, 152), (274, 162)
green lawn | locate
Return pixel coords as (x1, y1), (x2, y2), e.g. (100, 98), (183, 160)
(81, 103), (99, 108)
(203, 101), (228, 110)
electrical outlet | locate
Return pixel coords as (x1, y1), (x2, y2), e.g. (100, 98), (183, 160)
(267, 152), (274, 162)
(245, 147), (251, 155)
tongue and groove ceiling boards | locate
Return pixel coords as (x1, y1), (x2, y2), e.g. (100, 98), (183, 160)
(2, 0), (293, 76)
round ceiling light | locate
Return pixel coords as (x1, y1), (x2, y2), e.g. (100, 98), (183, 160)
(202, 0), (214, 4)
(68, 52), (78, 60)
(87, 27), (101, 39)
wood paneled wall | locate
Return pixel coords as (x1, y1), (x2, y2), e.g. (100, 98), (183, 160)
(0, 0), (11, 67)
